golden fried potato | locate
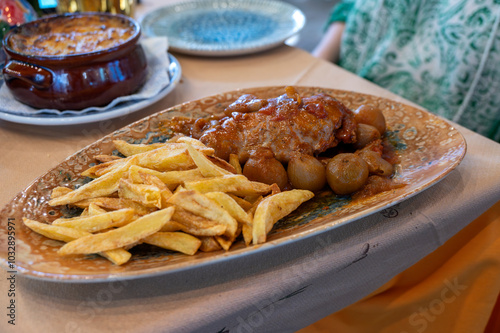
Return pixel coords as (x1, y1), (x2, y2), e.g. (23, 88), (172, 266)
(215, 235), (234, 251)
(185, 143), (231, 177)
(228, 194), (254, 211)
(118, 178), (162, 208)
(136, 147), (194, 172)
(242, 223), (253, 246)
(167, 190), (238, 238)
(94, 154), (122, 163)
(184, 174), (271, 196)
(229, 154), (242, 174)
(81, 158), (128, 178)
(87, 203), (108, 216)
(252, 190), (314, 244)
(52, 208), (136, 233)
(199, 236), (223, 252)
(205, 192), (252, 226)
(23, 217), (89, 242)
(22, 218), (132, 265)
(143, 232), (201, 255)
(159, 220), (184, 232)
(113, 140), (169, 156)
(130, 171), (173, 207)
(49, 157), (137, 206)
(128, 165), (204, 190)
(73, 197), (154, 216)
(172, 208), (227, 236)
(174, 136), (213, 150)
(99, 248), (133, 266)
(58, 207), (175, 255)
(50, 186), (73, 199)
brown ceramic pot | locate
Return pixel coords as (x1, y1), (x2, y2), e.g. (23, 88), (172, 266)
(2, 12), (147, 111)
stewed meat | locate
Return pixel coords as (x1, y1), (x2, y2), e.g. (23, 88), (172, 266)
(167, 87), (358, 163)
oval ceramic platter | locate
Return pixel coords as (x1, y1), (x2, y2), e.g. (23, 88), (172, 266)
(0, 86), (466, 282)
(141, 0), (306, 56)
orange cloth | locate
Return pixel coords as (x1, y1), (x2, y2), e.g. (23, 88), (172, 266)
(300, 200), (500, 333)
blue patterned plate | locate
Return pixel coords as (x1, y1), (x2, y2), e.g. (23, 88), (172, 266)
(141, 0), (306, 56)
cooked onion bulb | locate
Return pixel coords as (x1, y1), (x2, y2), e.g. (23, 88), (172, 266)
(243, 148), (288, 190)
(357, 150), (394, 176)
(326, 153), (369, 195)
(353, 105), (386, 134)
(354, 124), (381, 149)
(287, 153), (326, 191)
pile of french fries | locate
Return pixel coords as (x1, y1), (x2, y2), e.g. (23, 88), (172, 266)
(23, 136), (314, 265)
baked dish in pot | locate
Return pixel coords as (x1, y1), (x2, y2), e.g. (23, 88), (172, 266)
(2, 12), (147, 110)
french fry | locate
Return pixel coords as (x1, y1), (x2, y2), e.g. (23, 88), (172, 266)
(81, 158), (128, 178)
(23, 217), (89, 242)
(22, 218), (132, 265)
(160, 220), (184, 232)
(228, 194), (254, 211)
(229, 154), (242, 174)
(118, 178), (162, 208)
(215, 224), (241, 251)
(174, 223), (226, 237)
(205, 192), (253, 226)
(161, 218), (226, 237)
(80, 207), (90, 217)
(215, 236), (233, 251)
(128, 165), (204, 190)
(270, 183), (281, 195)
(174, 135), (211, 148)
(58, 206), (175, 255)
(113, 140), (169, 156)
(199, 236), (223, 252)
(184, 174), (271, 196)
(136, 147), (195, 171)
(132, 171), (173, 207)
(244, 194), (264, 205)
(143, 232), (201, 255)
(138, 172), (171, 191)
(73, 197), (153, 216)
(87, 203), (108, 216)
(114, 138), (214, 157)
(51, 186), (73, 199)
(172, 208), (227, 236)
(167, 190), (238, 238)
(99, 248), (133, 266)
(185, 143), (231, 177)
(94, 154), (122, 163)
(247, 196), (264, 215)
(252, 190), (314, 244)
(49, 157), (137, 206)
(207, 155), (237, 174)
(52, 208), (136, 233)
(242, 224), (253, 246)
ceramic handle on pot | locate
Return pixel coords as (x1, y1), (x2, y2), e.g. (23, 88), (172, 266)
(3, 60), (53, 89)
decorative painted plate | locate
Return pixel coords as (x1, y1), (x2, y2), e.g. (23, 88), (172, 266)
(0, 86), (466, 282)
(141, 0), (306, 56)
(0, 54), (181, 126)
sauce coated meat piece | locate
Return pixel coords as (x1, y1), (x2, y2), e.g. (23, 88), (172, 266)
(196, 89), (357, 163)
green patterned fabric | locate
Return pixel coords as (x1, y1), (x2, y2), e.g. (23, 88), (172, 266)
(329, 0), (500, 142)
